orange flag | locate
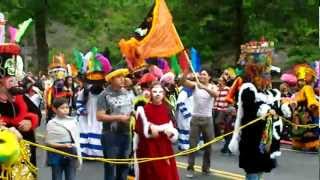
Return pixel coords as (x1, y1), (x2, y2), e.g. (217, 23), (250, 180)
(119, 0), (184, 70)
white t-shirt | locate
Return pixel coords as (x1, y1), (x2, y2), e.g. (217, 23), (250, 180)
(192, 84), (215, 117)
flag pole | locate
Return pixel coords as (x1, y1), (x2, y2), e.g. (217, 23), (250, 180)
(182, 50), (200, 84)
(171, 23), (200, 83)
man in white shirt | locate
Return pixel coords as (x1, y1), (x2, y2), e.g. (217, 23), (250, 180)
(180, 70), (218, 178)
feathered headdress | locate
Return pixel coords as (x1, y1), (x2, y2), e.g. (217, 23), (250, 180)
(66, 64), (78, 78)
(73, 47), (112, 81)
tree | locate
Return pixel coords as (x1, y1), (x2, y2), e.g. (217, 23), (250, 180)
(34, 0), (49, 71)
(2, 0), (318, 72)
(1, 0), (49, 71)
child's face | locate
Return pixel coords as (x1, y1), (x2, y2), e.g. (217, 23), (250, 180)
(54, 103), (69, 117)
(151, 85), (164, 104)
(110, 75), (125, 88)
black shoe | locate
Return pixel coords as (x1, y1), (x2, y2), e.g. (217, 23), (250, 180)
(220, 147), (228, 153)
(202, 170), (210, 176)
(221, 147), (232, 155)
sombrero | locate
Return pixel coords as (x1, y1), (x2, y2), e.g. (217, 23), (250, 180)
(105, 68), (129, 82)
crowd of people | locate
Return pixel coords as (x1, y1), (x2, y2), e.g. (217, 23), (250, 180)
(0, 11), (319, 180)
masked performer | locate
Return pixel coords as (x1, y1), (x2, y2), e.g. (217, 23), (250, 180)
(289, 64), (319, 151)
(0, 42), (40, 179)
(135, 82), (179, 180)
(45, 54), (72, 121)
(228, 39), (291, 179)
(75, 48), (112, 157)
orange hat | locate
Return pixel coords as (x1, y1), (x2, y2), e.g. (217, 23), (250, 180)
(49, 54), (67, 69)
(48, 53), (67, 80)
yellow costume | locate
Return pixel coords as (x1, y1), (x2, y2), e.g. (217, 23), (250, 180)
(290, 64), (319, 151)
(0, 127), (36, 180)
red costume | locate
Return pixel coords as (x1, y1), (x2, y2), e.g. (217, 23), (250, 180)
(0, 95), (39, 130)
(135, 103), (179, 180)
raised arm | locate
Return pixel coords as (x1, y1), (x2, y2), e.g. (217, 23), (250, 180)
(197, 83), (218, 97)
(179, 74), (196, 89)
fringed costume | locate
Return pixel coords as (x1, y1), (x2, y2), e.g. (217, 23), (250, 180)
(74, 48), (112, 157)
(228, 39), (291, 178)
(175, 87), (193, 150)
(45, 54), (72, 121)
(289, 64), (319, 151)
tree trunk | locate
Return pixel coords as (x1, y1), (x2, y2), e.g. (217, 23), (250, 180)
(234, 0), (244, 65)
(34, 0), (49, 72)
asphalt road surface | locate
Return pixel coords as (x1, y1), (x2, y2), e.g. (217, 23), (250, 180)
(35, 112), (318, 180)
(35, 139), (318, 180)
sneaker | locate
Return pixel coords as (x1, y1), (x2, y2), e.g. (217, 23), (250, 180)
(186, 170), (195, 178)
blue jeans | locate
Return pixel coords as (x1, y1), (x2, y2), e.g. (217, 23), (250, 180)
(101, 131), (131, 180)
(246, 173), (262, 180)
(51, 160), (77, 180)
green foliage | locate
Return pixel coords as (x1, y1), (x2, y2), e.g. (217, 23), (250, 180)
(287, 45), (320, 66)
(1, 0), (318, 70)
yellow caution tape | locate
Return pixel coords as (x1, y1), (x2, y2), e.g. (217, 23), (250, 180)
(26, 113), (319, 164)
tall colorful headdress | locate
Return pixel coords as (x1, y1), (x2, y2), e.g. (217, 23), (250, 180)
(0, 13), (33, 80)
(238, 38), (275, 86)
(48, 53), (67, 80)
(73, 47), (112, 81)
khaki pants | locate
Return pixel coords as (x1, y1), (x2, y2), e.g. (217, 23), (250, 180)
(187, 116), (213, 172)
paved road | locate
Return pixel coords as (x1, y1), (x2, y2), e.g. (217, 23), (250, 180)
(36, 140), (318, 180)
(35, 114), (318, 180)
